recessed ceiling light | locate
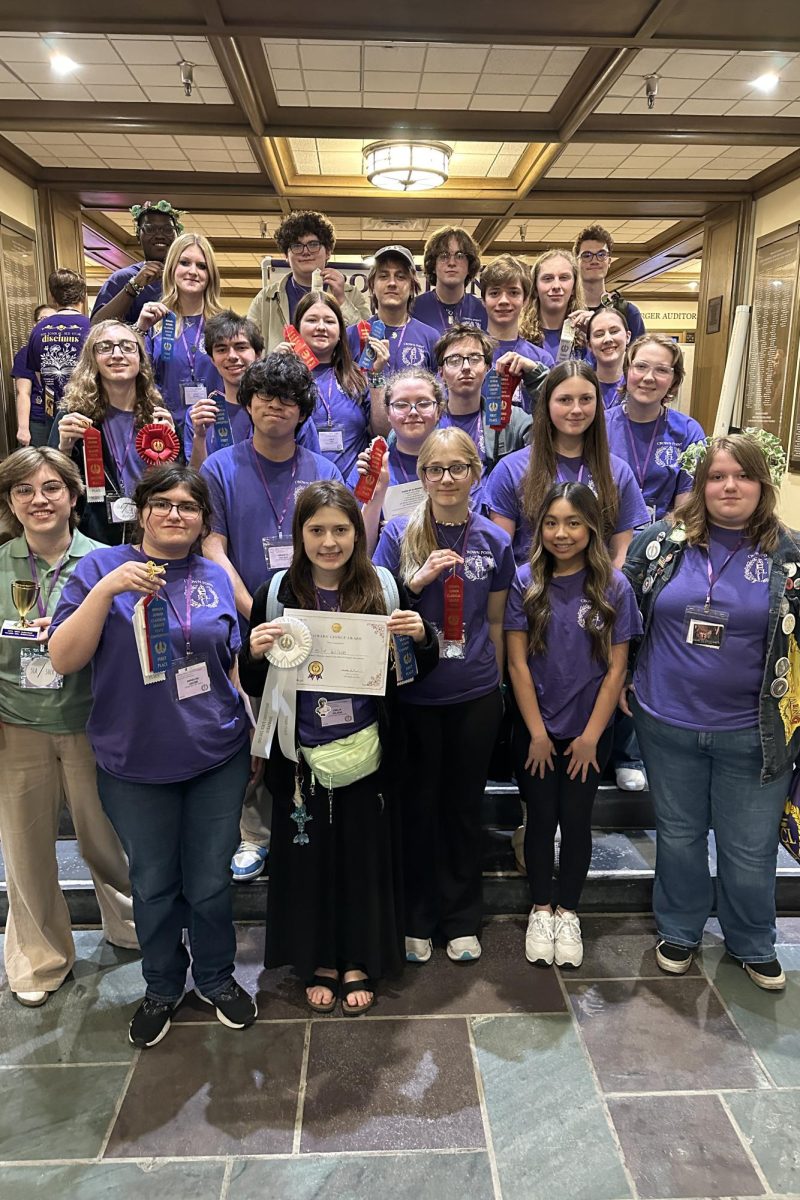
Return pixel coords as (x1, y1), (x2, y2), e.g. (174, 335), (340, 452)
(752, 72), (779, 93)
(50, 53), (79, 76)
(688, 281), (699, 290)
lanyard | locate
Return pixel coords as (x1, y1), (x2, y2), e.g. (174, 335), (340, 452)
(27, 548), (69, 618)
(392, 447), (417, 484)
(705, 538), (745, 609)
(179, 317), (204, 381)
(250, 443), (298, 534)
(555, 456), (586, 485)
(314, 367), (341, 427)
(162, 572), (194, 655)
(623, 406), (665, 491)
(104, 413), (137, 491)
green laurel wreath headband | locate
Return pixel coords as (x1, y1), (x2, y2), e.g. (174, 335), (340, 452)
(678, 428), (787, 487)
(130, 200), (185, 234)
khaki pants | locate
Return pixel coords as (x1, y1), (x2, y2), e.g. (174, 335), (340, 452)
(0, 723), (137, 992)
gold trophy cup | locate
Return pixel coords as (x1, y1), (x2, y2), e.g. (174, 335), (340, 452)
(10, 579), (40, 628)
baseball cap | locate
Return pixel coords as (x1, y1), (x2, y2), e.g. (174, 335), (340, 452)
(373, 244), (416, 270)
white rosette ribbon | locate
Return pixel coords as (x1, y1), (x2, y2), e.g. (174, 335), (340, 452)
(252, 617), (313, 762)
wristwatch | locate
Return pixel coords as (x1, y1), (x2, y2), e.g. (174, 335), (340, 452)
(125, 278), (144, 298)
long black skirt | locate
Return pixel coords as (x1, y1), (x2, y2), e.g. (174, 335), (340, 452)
(264, 764), (404, 983)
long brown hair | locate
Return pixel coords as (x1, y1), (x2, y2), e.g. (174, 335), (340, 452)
(520, 248), (586, 348)
(62, 321), (161, 427)
(289, 481), (387, 613)
(523, 482), (615, 665)
(522, 361), (618, 542)
(675, 434), (784, 554)
(294, 291), (365, 399)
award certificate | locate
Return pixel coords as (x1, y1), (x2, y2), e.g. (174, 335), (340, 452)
(382, 480), (426, 522)
(284, 608), (390, 696)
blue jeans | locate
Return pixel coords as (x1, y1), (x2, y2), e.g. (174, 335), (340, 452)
(632, 698), (787, 962)
(97, 745), (250, 1002)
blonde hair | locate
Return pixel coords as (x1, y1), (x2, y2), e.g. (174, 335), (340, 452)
(398, 427), (481, 585)
(520, 248), (586, 348)
(0, 447), (84, 539)
(62, 321), (161, 427)
(676, 433), (783, 554)
(624, 333), (685, 401)
(159, 233), (223, 332)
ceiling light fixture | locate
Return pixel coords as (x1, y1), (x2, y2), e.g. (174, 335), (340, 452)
(364, 140), (451, 192)
(688, 281), (699, 290)
(752, 72), (779, 92)
(50, 53), (79, 76)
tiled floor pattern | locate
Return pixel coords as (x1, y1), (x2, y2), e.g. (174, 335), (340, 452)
(1, 916), (799, 1199)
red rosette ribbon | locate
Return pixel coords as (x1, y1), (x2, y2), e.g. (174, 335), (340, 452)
(135, 422), (181, 466)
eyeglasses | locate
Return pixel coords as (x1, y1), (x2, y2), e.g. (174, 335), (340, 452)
(254, 394), (300, 408)
(442, 352), (485, 369)
(94, 340), (140, 357)
(11, 481), (67, 500)
(578, 250), (610, 263)
(147, 499), (203, 518)
(139, 223), (175, 235)
(630, 360), (675, 380)
(288, 240), (323, 255)
(388, 399), (437, 415)
(420, 462), (471, 481)
(437, 251), (468, 263)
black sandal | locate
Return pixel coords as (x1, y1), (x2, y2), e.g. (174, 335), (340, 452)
(341, 977), (374, 1016)
(305, 974), (339, 1013)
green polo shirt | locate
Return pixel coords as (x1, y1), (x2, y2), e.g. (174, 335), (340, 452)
(0, 530), (100, 734)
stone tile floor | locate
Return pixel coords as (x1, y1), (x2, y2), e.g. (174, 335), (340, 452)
(1, 916), (799, 1199)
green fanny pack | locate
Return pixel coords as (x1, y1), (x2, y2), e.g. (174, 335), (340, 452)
(299, 722), (381, 790)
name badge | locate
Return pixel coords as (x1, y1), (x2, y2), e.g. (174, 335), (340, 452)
(19, 648), (63, 689)
(316, 696), (354, 727)
(318, 427), (345, 454)
(263, 536), (293, 569)
(172, 655), (211, 701)
(683, 604), (729, 649)
(181, 383), (208, 407)
(106, 495), (137, 524)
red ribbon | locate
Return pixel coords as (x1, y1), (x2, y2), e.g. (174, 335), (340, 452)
(135, 423), (181, 466)
(499, 372), (521, 429)
(354, 436), (388, 503)
(357, 320), (371, 350)
(443, 574), (464, 641)
(284, 324), (319, 370)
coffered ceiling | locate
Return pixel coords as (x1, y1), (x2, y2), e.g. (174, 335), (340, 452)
(0, 1), (799, 299)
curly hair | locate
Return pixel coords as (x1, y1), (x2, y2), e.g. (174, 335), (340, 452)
(520, 249), (586, 348)
(294, 291), (366, 399)
(523, 481), (615, 665)
(422, 226), (482, 286)
(275, 210), (337, 256)
(289, 481), (387, 614)
(238, 354), (317, 425)
(0, 447), (84, 538)
(62, 321), (161, 428)
(573, 223), (614, 256)
(159, 233), (223, 330)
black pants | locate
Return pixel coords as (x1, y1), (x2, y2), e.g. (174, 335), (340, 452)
(400, 689), (503, 940)
(512, 719), (613, 911)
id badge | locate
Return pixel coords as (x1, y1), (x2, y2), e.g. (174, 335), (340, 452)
(318, 426), (345, 454)
(263, 536), (293, 570)
(181, 382), (208, 407)
(19, 648), (63, 689)
(316, 696), (354, 728)
(683, 604), (729, 650)
(645, 504), (656, 524)
(437, 630), (466, 660)
(106, 494), (137, 524)
(171, 654), (211, 701)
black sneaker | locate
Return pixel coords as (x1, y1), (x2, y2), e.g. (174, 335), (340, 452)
(196, 979), (257, 1029)
(744, 959), (786, 991)
(129, 996), (178, 1048)
(655, 940), (693, 975)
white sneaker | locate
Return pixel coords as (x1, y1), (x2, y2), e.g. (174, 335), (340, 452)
(446, 936), (482, 962)
(525, 909), (555, 965)
(511, 825), (526, 874)
(231, 841), (268, 882)
(405, 937), (432, 963)
(554, 911), (583, 968)
(13, 990), (48, 1007)
(615, 766), (647, 792)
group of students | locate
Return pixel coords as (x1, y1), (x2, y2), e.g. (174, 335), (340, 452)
(1, 203), (794, 1054)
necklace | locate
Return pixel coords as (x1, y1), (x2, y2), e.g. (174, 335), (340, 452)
(436, 519), (468, 527)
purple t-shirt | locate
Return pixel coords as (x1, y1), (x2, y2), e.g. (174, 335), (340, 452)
(482, 337), (554, 414)
(183, 394), (321, 460)
(599, 377), (624, 409)
(201, 441), (343, 600)
(346, 443), (420, 492)
(412, 290), (487, 335)
(485, 447), (650, 565)
(311, 364), (370, 479)
(102, 407), (145, 498)
(437, 406), (490, 509)
(346, 316), (439, 374)
(605, 404), (705, 522)
(285, 277), (310, 322)
(12, 344), (47, 423)
(634, 527), (771, 732)
(373, 511), (514, 705)
(50, 546), (248, 783)
(26, 313), (91, 412)
(145, 316), (222, 418)
(505, 564), (642, 739)
(91, 262), (164, 325)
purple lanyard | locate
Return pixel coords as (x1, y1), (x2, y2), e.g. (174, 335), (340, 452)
(250, 444), (298, 534)
(315, 368), (340, 427)
(623, 407), (664, 491)
(448, 407), (485, 460)
(163, 572), (193, 655)
(705, 539), (745, 609)
(104, 416), (136, 491)
(27, 548), (68, 619)
(555, 457), (586, 485)
(179, 318), (204, 381)
(392, 447), (415, 484)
